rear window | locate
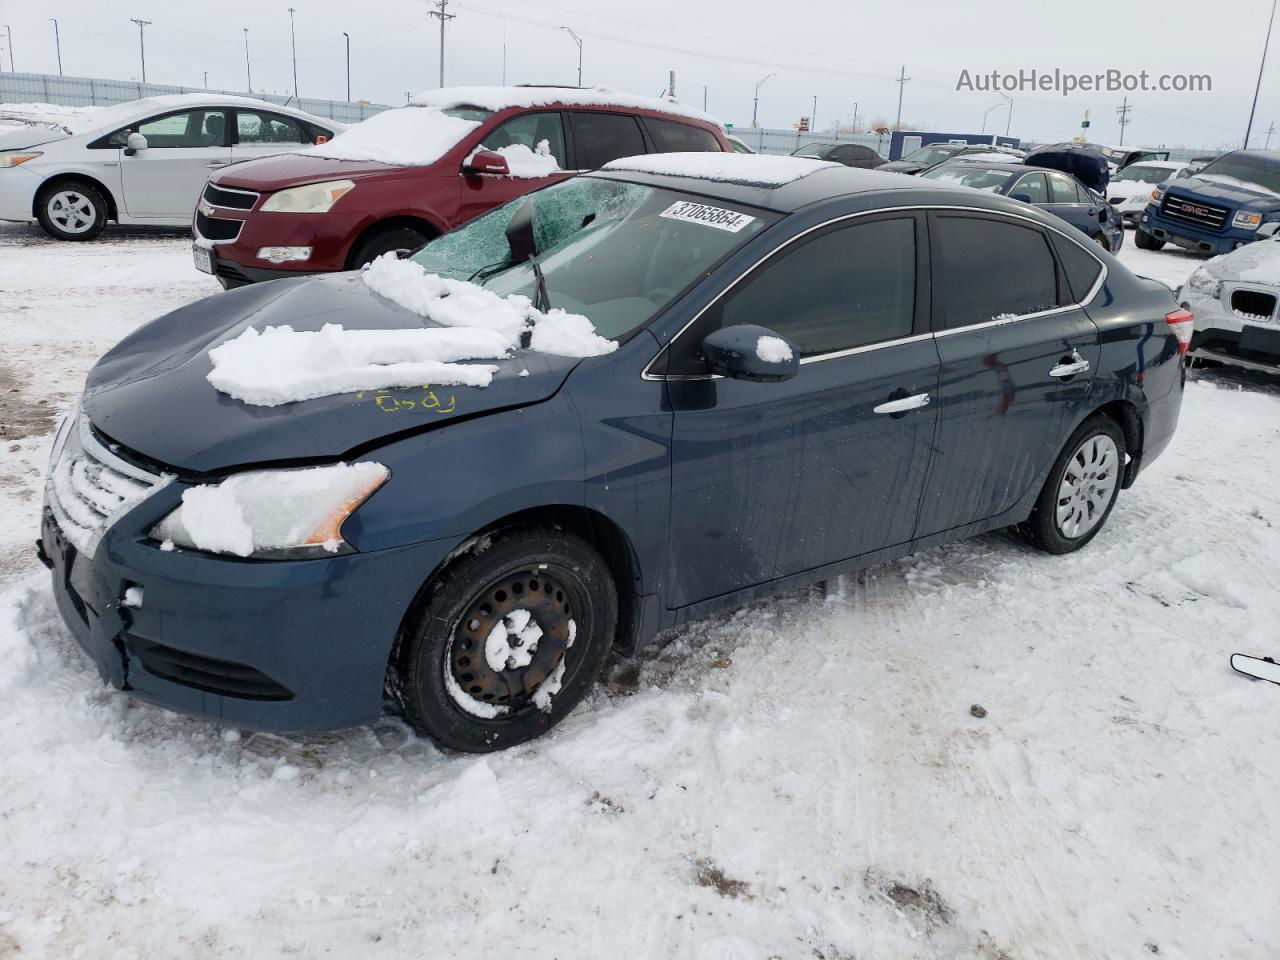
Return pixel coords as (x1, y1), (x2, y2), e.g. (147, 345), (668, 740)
(1051, 233), (1104, 303)
(570, 112), (646, 169)
(935, 215), (1060, 328)
(645, 117), (721, 153)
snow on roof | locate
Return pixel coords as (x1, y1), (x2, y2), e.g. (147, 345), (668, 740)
(603, 152), (839, 188)
(412, 85), (722, 128)
(307, 106), (480, 166)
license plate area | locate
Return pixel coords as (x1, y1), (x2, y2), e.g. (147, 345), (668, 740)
(193, 244), (213, 274)
(1238, 325), (1280, 358)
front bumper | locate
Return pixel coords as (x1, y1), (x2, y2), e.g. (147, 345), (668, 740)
(194, 203), (367, 286)
(1139, 208), (1261, 256)
(39, 482), (459, 732)
(0, 164), (41, 222)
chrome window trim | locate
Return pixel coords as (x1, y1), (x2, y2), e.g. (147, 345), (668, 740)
(641, 203), (1108, 381)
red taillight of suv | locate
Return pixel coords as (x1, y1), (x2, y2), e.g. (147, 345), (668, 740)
(1166, 308), (1194, 353)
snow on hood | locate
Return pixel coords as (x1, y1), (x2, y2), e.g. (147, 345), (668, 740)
(603, 152), (838, 187)
(412, 84), (722, 128)
(1195, 238), (1280, 285)
(305, 106), (480, 166)
(205, 255), (617, 407)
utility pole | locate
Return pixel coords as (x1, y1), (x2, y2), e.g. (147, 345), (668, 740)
(130, 19), (152, 83)
(49, 19), (62, 76)
(501, 27), (506, 85)
(894, 65), (910, 130)
(752, 72), (775, 128)
(1000, 92), (1013, 135)
(812, 95), (817, 133)
(4, 25), (13, 72)
(243, 28), (252, 92)
(560, 27), (582, 87)
(668, 70), (676, 98)
(852, 101), (859, 133)
(429, 0), (455, 88)
(703, 84), (707, 111)
(1266, 120), (1276, 149)
(1116, 96), (1132, 146)
(288, 8), (298, 99)
(203, 71), (208, 89)
(342, 32), (350, 101)
(1246, 0), (1278, 147)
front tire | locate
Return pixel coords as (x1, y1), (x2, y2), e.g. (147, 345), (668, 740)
(392, 527), (617, 753)
(1134, 229), (1164, 251)
(37, 180), (108, 241)
(1021, 414), (1126, 554)
(348, 225), (431, 268)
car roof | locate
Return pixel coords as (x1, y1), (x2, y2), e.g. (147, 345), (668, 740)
(410, 84), (722, 129)
(74, 93), (345, 131)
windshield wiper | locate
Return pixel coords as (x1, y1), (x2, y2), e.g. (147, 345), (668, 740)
(527, 252), (551, 313)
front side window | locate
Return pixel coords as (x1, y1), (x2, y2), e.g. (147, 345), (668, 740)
(920, 165), (1012, 192)
(569, 112), (646, 169)
(236, 110), (307, 144)
(1048, 172), (1084, 204)
(480, 112), (567, 168)
(645, 117), (721, 153)
(935, 215), (1060, 328)
(1114, 164), (1174, 184)
(109, 109), (228, 148)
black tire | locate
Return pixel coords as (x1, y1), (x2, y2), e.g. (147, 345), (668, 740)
(348, 225), (431, 268)
(36, 179), (108, 241)
(392, 526), (618, 753)
(1134, 229), (1164, 251)
(1020, 414), (1127, 555)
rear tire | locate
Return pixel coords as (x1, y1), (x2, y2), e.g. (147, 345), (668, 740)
(391, 526), (617, 753)
(1020, 414), (1126, 555)
(348, 225), (431, 268)
(1134, 229), (1164, 251)
(36, 179), (108, 241)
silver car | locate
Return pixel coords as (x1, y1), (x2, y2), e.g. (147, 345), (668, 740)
(0, 93), (345, 240)
(1182, 226), (1280, 371)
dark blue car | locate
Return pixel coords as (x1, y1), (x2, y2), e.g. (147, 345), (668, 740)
(1137, 149), (1280, 255)
(920, 160), (1124, 252)
(40, 157), (1186, 752)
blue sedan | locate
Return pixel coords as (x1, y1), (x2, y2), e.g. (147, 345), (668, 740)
(921, 160), (1124, 252)
(42, 156), (1183, 752)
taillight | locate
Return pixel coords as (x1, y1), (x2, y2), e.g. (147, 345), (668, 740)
(1166, 308), (1194, 354)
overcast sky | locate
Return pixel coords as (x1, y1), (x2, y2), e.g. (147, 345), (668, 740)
(2, 0), (1272, 149)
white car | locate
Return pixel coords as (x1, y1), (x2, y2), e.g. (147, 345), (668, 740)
(1180, 227), (1280, 371)
(0, 94), (345, 240)
(1105, 160), (1189, 225)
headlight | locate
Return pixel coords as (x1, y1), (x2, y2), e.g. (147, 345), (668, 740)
(150, 462), (388, 559)
(1151, 187), (1165, 203)
(1185, 270), (1222, 300)
(0, 152), (42, 168)
(1233, 210), (1263, 230)
(260, 179), (355, 214)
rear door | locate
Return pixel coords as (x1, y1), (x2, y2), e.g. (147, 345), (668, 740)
(566, 111), (648, 170)
(664, 213), (940, 606)
(914, 211), (1101, 537)
(1044, 171), (1101, 240)
(118, 108), (232, 218)
(230, 109), (315, 163)
(456, 110), (572, 224)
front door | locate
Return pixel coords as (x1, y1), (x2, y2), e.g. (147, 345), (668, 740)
(230, 109), (312, 164)
(914, 211), (1100, 537)
(120, 108), (232, 218)
(664, 213), (940, 607)
(456, 110), (573, 224)
(1043, 171), (1102, 242)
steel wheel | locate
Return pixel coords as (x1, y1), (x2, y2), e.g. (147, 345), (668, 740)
(1055, 434), (1119, 539)
(47, 190), (97, 235)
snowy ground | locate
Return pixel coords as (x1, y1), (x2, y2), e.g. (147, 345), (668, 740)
(1, 216), (1279, 960)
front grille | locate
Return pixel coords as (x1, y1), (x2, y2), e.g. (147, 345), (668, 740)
(130, 637), (294, 701)
(1232, 288), (1278, 321)
(45, 411), (164, 559)
(202, 182), (259, 210)
(1160, 193), (1230, 231)
(195, 210), (242, 241)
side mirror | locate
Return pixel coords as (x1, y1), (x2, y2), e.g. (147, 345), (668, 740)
(315, 134), (329, 145)
(701, 324), (799, 382)
(1010, 192), (1033, 204)
(1258, 221), (1280, 239)
(464, 149), (510, 176)
(505, 197), (536, 264)
(124, 132), (148, 156)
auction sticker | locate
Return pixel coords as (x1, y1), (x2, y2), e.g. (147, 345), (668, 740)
(659, 201), (756, 233)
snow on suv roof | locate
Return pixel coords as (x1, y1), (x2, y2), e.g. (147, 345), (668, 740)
(603, 152), (839, 188)
(411, 85), (721, 128)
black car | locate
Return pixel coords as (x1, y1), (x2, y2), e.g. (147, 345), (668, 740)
(879, 142), (1022, 175)
(791, 140), (886, 169)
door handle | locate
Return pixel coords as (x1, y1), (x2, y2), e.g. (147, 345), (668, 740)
(873, 392), (930, 415)
(205, 161), (228, 169)
(1049, 351), (1090, 378)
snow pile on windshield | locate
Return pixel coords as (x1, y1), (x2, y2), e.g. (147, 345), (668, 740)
(307, 106), (481, 166)
(603, 152), (837, 187)
(413, 84), (721, 126)
(1196, 173), (1280, 199)
(205, 255), (616, 406)
(756, 336), (793, 363)
(469, 140), (560, 178)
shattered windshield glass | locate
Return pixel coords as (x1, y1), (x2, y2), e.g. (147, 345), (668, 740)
(411, 176), (778, 339)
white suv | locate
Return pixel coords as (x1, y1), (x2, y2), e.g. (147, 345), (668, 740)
(0, 93), (345, 241)
(1181, 228), (1280, 371)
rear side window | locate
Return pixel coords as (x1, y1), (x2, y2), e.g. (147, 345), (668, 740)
(482, 111), (568, 168)
(644, 117), (721, 153)
(570, 112), (646, 169)
(236, 110), (307, 144)
(1048, 172), (1083, 203)
(1050, 234), (1104, 303)
(935, 216), (1060, 328)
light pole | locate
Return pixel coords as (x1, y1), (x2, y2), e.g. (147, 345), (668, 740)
(3, 25), (13, 72)
(49, 19), (62, 76)
(1000, 92), (1013, 136)
(129, 18), (152, 82)
(981, 102), (1002, 134)
(342, 32), (350, 101)
(851, 100), (859, 134)
(751, 72), (775, 128)
(560, 27), (582, 87)
(243, 28), (251, 92)
(1246, 0), (1278, 147)
(203, 71), (208, 89)
(287, 7), (298, 100)
(811, 94), (817, 133)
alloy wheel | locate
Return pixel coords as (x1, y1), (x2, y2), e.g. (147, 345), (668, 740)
(48, 191), (97, 235)
(1055, 434), (1119, 539)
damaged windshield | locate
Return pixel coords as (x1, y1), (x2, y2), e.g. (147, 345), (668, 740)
(412, 176), (778, 339)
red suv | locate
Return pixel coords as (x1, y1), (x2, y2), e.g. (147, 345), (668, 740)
(193, 85), (731, 287)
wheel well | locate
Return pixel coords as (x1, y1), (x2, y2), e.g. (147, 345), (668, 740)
(344, 216), (440, 269)
(1094, 399), (1143, 487)
(35, 174), (119, 222)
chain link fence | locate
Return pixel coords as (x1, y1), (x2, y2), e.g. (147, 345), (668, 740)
(0, 71), (389, 124)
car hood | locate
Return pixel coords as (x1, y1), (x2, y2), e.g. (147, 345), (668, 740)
(1166, 175), (1280, 211)
(0, 126), (71, 150)
(880, 160), (925, 174)
(212, 151), (410, 191)
(83, 273), (582, 475)
(1196, 237), (1280, 285)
